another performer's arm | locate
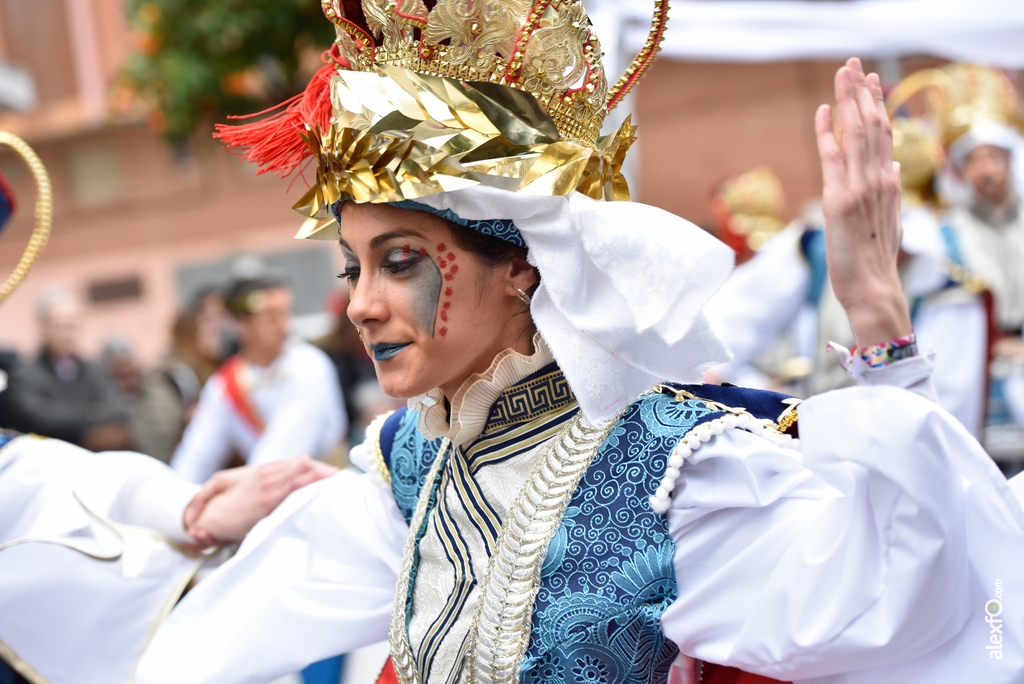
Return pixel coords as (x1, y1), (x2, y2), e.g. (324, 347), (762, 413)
(170, 375), (235, 483)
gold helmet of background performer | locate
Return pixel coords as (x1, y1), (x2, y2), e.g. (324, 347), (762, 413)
(890, 117), (945, 206)
(711, 166), (785, 257)
(217, 0), (672, 235)
(886, 63), (1023, 176)
(940, 63), (1023, 147)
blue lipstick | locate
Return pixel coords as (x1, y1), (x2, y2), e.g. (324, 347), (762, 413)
(370, 342), (410, 362)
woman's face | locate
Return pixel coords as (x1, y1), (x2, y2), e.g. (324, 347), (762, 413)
(339, 202), (533, 400)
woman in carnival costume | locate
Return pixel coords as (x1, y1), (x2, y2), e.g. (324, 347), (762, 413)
(124, 1), (1024, 683)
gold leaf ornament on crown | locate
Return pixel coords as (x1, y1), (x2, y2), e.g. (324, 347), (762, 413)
(292, 0), (669, 234)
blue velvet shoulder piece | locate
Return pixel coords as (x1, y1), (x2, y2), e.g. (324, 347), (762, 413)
(670, 383), (796, 424)
(379, 406), (409, 472)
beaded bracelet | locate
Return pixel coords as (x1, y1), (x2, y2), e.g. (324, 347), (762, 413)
(855, 332), (918, 369)
(827, 332), (918, 378)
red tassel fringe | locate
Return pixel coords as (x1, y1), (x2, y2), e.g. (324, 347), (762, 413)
(213, 47), (348, 178)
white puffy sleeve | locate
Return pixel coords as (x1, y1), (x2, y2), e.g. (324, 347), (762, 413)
(0, 438), (203, 684)
(661, 357), (1024, 683)
(135, 465), (407, 684)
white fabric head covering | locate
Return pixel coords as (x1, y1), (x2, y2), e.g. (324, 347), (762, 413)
(940, 121), (1024, 206)
(949, 121), (1023, 169)
(413, 186), (734, 424)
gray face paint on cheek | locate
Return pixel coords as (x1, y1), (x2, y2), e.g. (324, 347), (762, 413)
(408, 250), (443, 337)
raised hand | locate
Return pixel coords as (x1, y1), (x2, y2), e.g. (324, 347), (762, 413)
(183, 456), (338, 548)
(815, 57), (913, 348)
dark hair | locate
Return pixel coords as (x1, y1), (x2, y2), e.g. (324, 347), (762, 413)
(445, 220), (538, 343)
(223, 275), (288, 316)
(444, 220), (525, 267)
(444, 220), (539, 296)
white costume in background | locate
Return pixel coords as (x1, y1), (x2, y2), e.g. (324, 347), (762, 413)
(707, 208), (988, 437)
(0, 437), (205, 684)
(944, 202), (1024, 332)
(172, 340), (346, 483)
(134, 347), (1024, 684)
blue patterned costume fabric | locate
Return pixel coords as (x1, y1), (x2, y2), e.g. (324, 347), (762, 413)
(380, 367), (795, 684)
(331, 198), (526, 248)
(391, 201), (525, 248)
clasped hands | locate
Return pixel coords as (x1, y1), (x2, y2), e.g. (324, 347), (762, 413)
(182, 456), (338, 549)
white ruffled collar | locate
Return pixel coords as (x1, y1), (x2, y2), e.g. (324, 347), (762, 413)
(408, 333), (554, 448)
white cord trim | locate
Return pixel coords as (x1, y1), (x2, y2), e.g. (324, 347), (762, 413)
(648, 413), (801, 514)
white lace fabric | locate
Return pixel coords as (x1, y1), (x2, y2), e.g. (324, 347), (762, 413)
(408, 332), (555, 449)
(413, 187), (735, 425)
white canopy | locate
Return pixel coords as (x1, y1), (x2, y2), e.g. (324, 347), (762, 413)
(592, 0), (1024, 68)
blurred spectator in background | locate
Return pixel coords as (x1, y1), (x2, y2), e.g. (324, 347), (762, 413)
(312, 288), (377, 443)
(158, 312), (205, 419)
(192, 286), (236, 374)
(171, 274), (346, 483)
(4, 286), (132, 450)
(103, 338), (186, 464)
(707, 109), (989, 438)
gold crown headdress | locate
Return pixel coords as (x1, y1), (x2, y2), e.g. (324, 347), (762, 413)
(215, 0), (670, 229)
(886, 63), (1023, 154)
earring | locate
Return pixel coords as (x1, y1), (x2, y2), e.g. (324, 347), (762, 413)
(516, 288), (531, 305)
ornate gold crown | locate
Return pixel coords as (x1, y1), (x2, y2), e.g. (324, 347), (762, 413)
(216, 0), (670, 230)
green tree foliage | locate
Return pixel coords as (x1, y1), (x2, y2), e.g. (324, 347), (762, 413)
(120, 0), (335, 142)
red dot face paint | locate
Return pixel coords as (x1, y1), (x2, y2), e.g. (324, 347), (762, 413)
(435, 245), (460, 335)
(402, 245), (411, 258)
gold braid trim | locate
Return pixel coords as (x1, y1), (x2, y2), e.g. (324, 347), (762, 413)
(607, 0), (671, 110)
(0, 131), (52, 305)
(945, 259), (989, 296)
(365, 410), (397, 486)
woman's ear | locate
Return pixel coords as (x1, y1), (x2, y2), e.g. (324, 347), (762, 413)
(506, 254), (539, 295)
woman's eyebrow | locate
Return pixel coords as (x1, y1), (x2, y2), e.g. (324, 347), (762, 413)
(339, 228), (426, 253)
(370, 229), (425, 249)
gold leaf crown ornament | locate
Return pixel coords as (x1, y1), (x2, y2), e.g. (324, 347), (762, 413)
(214, 0), (670, 232)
